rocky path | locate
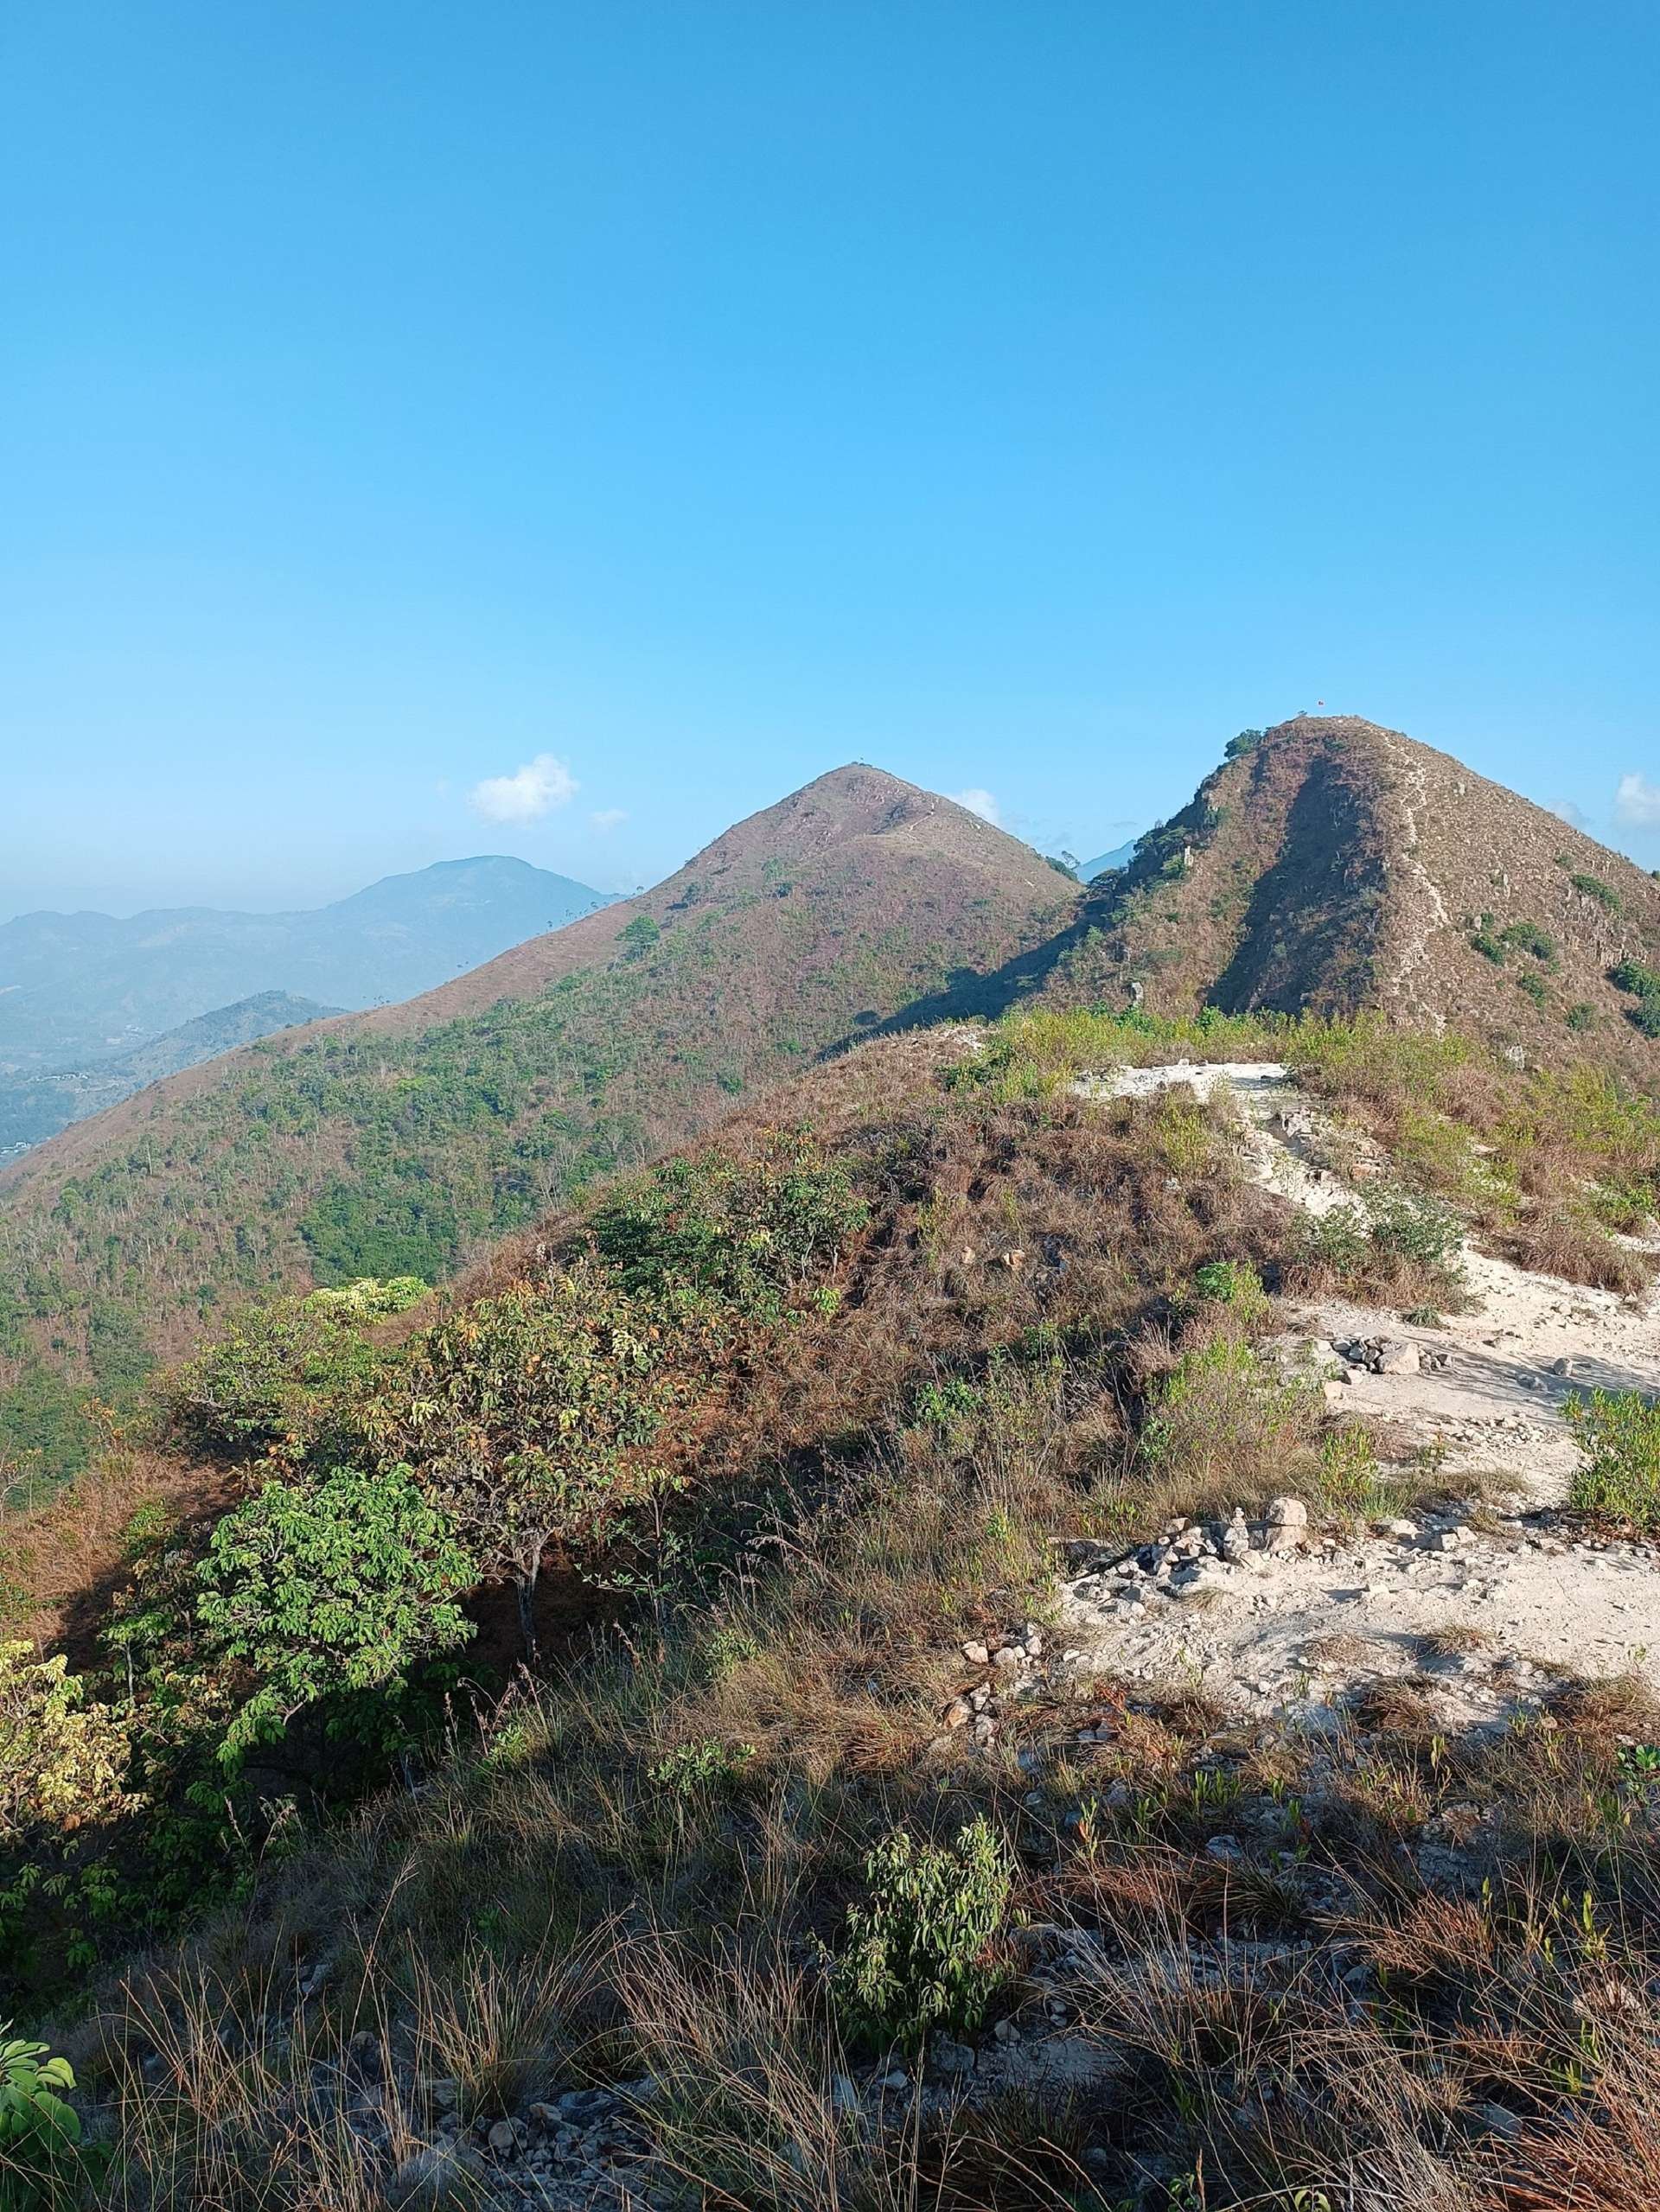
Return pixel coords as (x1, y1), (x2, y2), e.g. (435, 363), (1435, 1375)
(1034, 1061), (1660, 1727)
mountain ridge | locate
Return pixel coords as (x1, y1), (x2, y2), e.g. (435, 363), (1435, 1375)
(1044, 716), (1660, 1067)
(0, 855), (609, 1074)
(0, 766), (1077, 1479)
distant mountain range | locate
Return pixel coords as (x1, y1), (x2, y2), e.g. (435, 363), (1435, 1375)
(1077, 838), (1140, 879)
(0, 991), (342, 1157)
(0, 856), (608, 1076)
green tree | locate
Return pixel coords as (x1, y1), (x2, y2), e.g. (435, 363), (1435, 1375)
(0, 1646), (131, 1843)
(156, 1292), (392, 1466)
(379, 1261), (676, 1652)
(194, 1465), (474, 1763)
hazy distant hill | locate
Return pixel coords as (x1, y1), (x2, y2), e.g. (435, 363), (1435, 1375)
(0, 991), (341, 1157)
(0, 856), (608, 1073)
(1077, 838), (1140, 879)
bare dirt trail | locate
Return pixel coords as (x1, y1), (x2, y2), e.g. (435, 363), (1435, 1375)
(1045, 1061), (1660, 1725)
(1378, 730), (1452, 1032)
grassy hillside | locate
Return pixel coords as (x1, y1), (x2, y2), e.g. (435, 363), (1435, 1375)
(0, 769), (1076, 1487)
(1049, 717), (1660, 1065)
(3, 1004), (1659, 2208)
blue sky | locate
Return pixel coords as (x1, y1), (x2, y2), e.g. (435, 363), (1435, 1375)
(3, 2), (1657, 916)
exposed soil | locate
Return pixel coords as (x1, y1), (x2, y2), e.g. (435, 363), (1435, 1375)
(1057, 1061), (1660, 1725)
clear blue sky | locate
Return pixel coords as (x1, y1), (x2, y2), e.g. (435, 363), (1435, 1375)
(3, 1), (1657, 916)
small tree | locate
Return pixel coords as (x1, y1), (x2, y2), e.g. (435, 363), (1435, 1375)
(824, 1819), (1012, 2053)
(0, 1646), (131, 1842)
(155, 1292), (389, 1467)
(194, 1464), (474, 1764)
(380, 1262), (675, 1652)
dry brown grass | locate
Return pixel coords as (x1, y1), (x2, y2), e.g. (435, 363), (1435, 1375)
(0, 1442), (229, 1650)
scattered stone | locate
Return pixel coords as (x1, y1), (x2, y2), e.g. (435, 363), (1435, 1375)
(961, 1641), (990, 1665)
(943, 1699), (973, 1730)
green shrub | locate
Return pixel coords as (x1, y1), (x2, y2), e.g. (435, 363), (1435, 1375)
(590, 1131), (866, 1313)
(647, 1738), (756, 1795)
(1611, 959), (1660, 1039)
(194, 1465), (475, 1766)
(1192, 1259), (1268, 1323)
(156, 1295), (387, 1467)
(0, 1647), (131, 1843)
(1223, 729), (1265, 759)
(1499, 920), (1556, 966)
(1566, 1002), (1597, 1034)
(824, 1818), (1011, 2053)
(1365, 1187), (1465, 1273)
(1515, 970), (1548, 1009)
(1571, 871), (1621, 912)
(0, 2030), (103, 2210)
(1566, 1389), (1660, 1530)
(1470, 913), (1507, 965)
(912, 1377), (984, 1431)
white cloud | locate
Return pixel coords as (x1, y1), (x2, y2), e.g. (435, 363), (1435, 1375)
(949, 787), (1002, 826)
(469, 753), (578, 824)
(1615, 773), (1660, 829)
(1548, 798), (1590, 829)
(590, 807), (628, 832)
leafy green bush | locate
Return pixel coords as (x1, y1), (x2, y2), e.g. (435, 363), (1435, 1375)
(1571, 871), (1621, 912)
(912, 1377), (983, 1431)
(1192, 1259), (1268, 1323)
(1611, 959), (1660, 1039)
(647, 1738), (756, 1795)
(1566, 1389), (1660, 1529)
(1223, 729), (1265, 759)
(195, 1465), (474, 1765)
(1500, 920), (1556, 966)
(378, 1261), (680, 1649)
(1470, 913), (1507, 965)
(1566, 1002), (1597, 1034)
(1515, 971), (1548, 1009)
(156, 1294), (388, 1467)
(1299, 1187), (1464, 1297)
(0, 2030), (102, 2211)
(590, 1131), (866, 1314)
(0, 1648), (130, 1845)
(825, 1819), (1011, 2053)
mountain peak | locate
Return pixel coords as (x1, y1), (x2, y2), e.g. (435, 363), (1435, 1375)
(1048, 713), (1660, 1068)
